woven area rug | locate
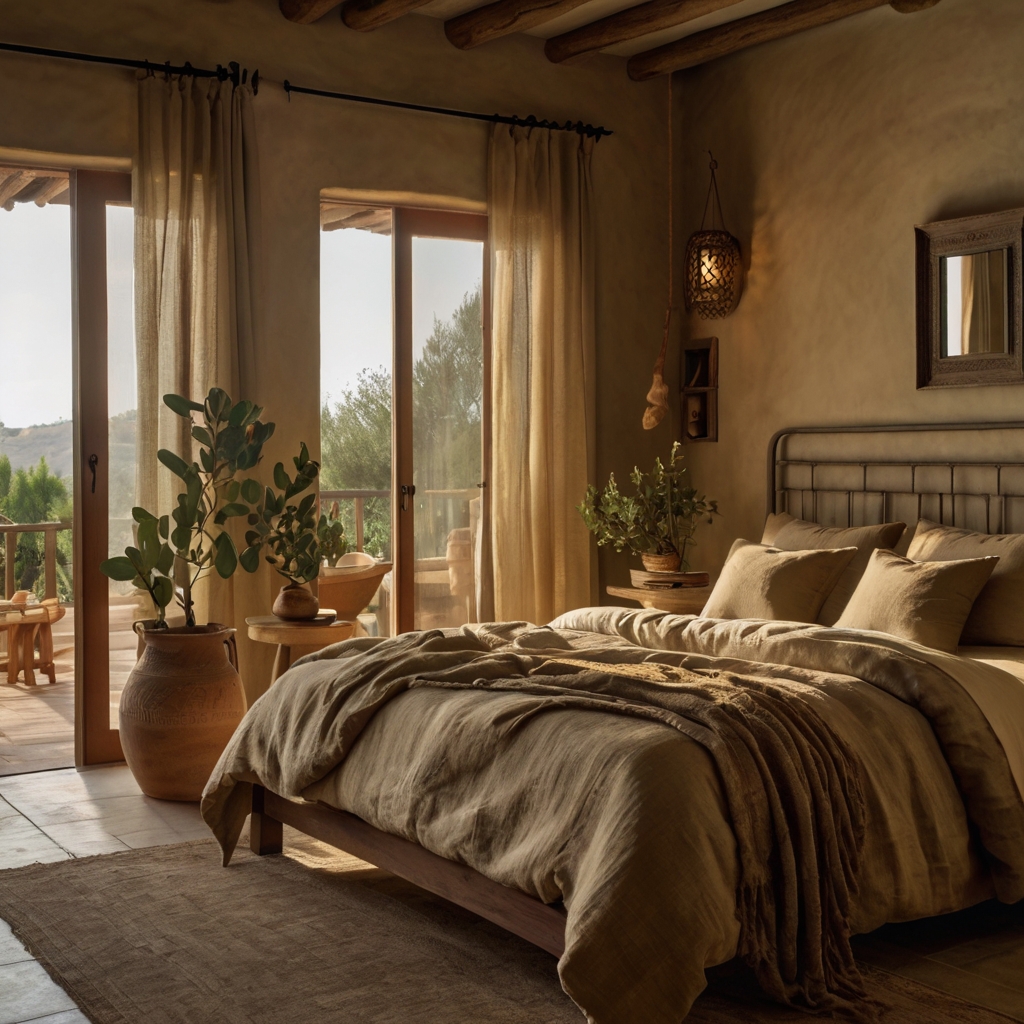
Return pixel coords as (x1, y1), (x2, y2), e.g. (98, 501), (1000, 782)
(0, 830), (1015, 1024)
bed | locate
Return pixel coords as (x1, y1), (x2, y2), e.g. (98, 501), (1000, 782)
(201, 423), (1024, 1024)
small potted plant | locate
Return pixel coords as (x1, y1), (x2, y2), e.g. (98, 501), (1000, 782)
(317, 501), (349, 569)
(578, 441), (718, 574)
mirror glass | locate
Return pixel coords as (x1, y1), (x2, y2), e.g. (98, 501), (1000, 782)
(941, 249), (1010, 357)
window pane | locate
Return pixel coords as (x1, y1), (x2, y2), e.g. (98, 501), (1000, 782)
(411, 237), (484, 631)
(319, 204), (394, 637)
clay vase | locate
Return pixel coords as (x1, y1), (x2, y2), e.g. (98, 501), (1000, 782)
(273, 582), (320, 621)
(119, 624), (246, 802)
(642, 551), (682, 573)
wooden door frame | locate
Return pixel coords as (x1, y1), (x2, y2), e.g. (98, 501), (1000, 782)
(391, 208), (490, 635)
(71, 169), (130, 766)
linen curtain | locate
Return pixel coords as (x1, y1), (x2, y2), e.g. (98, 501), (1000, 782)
(133, 72), (264, 684)
(488, 125), (596, 624)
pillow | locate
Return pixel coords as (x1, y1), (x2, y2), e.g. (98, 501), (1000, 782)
(834, 548), (998, 653)
(701, 540), (857, 623)
(908, 519), (1024, 646)
(764, 514), (908, 626)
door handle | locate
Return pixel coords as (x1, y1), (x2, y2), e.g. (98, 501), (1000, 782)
(400, 484), (416, 512)
(88, 454), (98, 494)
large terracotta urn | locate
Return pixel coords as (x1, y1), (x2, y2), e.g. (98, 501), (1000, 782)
(119, 624), (246, 801)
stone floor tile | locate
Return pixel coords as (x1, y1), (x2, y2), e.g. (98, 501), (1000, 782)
(0, 814), (69, 870)
(0, 959), (76, 1024)
(40, 820), (131, 858)
(0, 918), (33, 967)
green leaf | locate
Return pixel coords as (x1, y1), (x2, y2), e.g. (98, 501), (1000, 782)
(295, 442), (310, 470)
(164, 393), (204, 417)
(192, 426), (213, 448)
(171, 525), (191, 551)
(226, 480), (240, 502)
(200, 448), (214, 473)
(213, 532), (238, 578)
(206, 388), (231, 423)
(138, 518), (160, 568)
(214, 502), (251, 525)
(158, 516), (169, 540)
(228, 401), (252, 428)
(241, 479), (261, 505)
(152, 575), (175, 609)
(156, 544), (175, 576)
(157, 449), (192, 480)
(101, 556), (138, 582)
(132, 507), (157, 523)
(239, 545), (261, 573)
(273, 462), (290, 491)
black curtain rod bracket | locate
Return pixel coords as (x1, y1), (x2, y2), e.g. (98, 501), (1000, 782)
(282, 80), (611, 139)
(0, 41), (258, 94)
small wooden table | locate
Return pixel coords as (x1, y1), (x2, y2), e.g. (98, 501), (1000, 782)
(606, 585), (710, 616)
(246, 613), (355, 686)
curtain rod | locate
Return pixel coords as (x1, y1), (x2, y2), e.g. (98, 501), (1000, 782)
(0, 41), (259, 92)
(282, 81), (612, 140)
(0, 39), (611, 140)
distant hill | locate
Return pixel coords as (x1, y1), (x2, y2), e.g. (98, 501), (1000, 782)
(0, 421), (74, 479)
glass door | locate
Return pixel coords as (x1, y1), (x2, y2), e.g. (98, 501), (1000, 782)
(393, 209), (489, 633)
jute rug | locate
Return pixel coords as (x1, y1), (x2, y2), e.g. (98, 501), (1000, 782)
(0, 829), (1015, 1024)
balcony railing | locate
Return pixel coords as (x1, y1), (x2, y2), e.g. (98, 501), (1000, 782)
(0, 521), (70, 600)
(319, 489), (390, 552)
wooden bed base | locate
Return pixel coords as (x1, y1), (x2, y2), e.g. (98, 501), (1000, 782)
(250, 784), (567, 957)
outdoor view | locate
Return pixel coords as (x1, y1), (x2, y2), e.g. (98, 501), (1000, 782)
(320, 204), (484, 633)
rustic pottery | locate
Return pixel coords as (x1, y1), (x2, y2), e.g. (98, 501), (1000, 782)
(120, 624), (246, 801)
(641, 552), (682, 573)
(273, 582), (320, 621)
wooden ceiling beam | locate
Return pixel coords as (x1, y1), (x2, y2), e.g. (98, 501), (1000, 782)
(279, 0), (344, 23)
(627, 0), (940, 80)
(546, 0), (745, 64)
(445, 0), (593, 50)
(342, 0), (435, 30)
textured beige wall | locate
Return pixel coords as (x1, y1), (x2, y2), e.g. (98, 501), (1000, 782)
(672, 0), (1024, 579)
(0, 0), (674, 683)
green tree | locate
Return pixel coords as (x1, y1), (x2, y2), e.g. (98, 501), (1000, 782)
(0, 454), (11, 502)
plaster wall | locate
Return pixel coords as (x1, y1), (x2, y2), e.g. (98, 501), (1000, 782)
(0, 0), (671, 692)
(674, 0), (1024, 577)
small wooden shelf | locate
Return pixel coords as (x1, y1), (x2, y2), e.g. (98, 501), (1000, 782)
(607, 585), (709, 616)
(681, 337), (718, 442)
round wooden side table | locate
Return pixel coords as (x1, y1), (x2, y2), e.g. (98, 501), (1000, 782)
(606, 585), (710, 616)
(246, 613), (355, 687)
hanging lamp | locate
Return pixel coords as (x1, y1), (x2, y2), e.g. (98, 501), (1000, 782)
(684, 153), (742, 320)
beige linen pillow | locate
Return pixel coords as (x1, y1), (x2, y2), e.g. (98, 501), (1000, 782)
(701, 540), (857, 623)
(907, 519), (1024, 646)
(764, 515), (908, 626)
(834, 548), (998, 653)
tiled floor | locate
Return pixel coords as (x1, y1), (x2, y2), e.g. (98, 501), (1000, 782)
(0, 764), (210, 1023)
(1, 765), (1024, 1022)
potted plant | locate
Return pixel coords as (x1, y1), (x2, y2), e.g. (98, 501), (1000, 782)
(245, 443), (323, 620)
(99, 388), (311, 801)
(318, 501), (349, 569)
(578, 442), (719, 574)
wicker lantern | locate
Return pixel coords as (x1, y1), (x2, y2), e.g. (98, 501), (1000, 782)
(684, 155), (742, 320)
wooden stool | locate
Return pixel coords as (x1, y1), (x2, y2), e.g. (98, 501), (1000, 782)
(1, 598), (65, 685)
(246, 613), (355, 687)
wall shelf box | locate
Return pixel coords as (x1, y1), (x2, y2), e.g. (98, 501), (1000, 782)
(681, 337), (718, 442)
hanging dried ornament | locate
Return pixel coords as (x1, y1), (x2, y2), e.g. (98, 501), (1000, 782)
(684, 153), (742, 320)
(643, 80), (674, 431)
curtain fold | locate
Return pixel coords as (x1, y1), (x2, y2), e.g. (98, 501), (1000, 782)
(133, 72), (266, 694)
(488, 125), (596, 625)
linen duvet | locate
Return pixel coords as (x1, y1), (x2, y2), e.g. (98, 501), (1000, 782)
(202, 608), (1024, 1024)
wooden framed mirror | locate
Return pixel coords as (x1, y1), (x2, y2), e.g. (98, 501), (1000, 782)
(915, 208), (1024, 388)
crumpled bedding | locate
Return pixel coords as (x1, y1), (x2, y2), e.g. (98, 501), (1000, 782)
(202, 611), (1024, 1024)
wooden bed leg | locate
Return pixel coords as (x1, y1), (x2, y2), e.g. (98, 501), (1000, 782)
(250, 784), (283, 856)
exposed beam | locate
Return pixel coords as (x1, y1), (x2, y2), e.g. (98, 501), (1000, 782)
(627, 0), (938, 80)
(546, 0), (745, 64)
(279, 0), (343, 23)
(445, 0), (592, 50)
(342, 0), (434, 30)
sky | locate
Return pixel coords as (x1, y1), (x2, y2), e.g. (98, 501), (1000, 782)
(1, 200), (480, 429)
(0, 201), (135, 430)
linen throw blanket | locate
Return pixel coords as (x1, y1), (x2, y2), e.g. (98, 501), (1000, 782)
(202, 617), (1024, 1024)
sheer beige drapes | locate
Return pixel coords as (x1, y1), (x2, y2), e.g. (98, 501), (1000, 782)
(133, 72), (265, 687)
(488, 125), (596, 624)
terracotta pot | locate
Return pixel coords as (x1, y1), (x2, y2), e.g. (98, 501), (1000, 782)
(272, 583), (320, 621)
(120, 624), (246, 802)
(641, 551), (682, 573)
(318, 560), (392, 623)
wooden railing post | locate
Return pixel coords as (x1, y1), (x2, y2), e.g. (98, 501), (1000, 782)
(5, 532), (15, 598)
(44, 527), (58, 601)
(355, 497), (365, 552)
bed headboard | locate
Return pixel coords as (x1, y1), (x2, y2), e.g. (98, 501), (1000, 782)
(768, 423), (1024, 547)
